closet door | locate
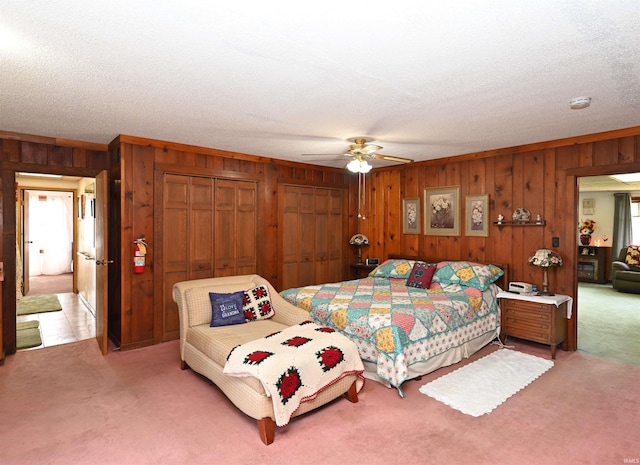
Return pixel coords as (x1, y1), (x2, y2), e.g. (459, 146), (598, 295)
(189, 177), (215, 279)
(327, 188), (344, 283)
(314, 189), (331, 285)
(281, 185), (315, 290)
(162, 175), (256, 340)
(162, 174), (193, 340)
(280, 185), (343, 290)
(214, 179), (257, 277)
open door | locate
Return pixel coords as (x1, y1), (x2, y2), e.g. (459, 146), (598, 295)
(21, 190), (30, 296)
(95, 170), (110, 355)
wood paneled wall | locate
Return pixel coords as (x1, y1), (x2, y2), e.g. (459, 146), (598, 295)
(3, 127), (640, 355)
(110, 135), (350, 350)
(359, 127), (640, 351)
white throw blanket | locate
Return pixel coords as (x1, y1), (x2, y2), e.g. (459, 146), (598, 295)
(224, 321), (365, 426)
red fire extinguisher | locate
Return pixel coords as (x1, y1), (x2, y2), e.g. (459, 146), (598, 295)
(133, 238), (148, 274)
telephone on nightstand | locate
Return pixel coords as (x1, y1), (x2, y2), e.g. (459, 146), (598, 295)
(508, 282), (534, 294)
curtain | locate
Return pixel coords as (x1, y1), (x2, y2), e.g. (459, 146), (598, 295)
(28, 192), (74, 276)
(612, 193), (633, 260)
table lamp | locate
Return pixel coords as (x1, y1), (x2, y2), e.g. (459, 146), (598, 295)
(528, 248), (563, 296)
(349, 234), (369, 264)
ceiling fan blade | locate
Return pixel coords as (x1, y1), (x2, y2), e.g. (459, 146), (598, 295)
(348, 142), (382, 155)
(370, 153), (414, 164)
(301, 153), (345, 157)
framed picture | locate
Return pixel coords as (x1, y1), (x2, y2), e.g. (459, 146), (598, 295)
(465, 194), (489, 237)
(402, 198), (421, 234)
(424, 186), (460, 236)
(582, 198), (595, 215)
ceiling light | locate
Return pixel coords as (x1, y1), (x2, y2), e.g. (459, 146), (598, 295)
(347, 159), (372, 173)
(570, 97), (591, 109)
(18, 172), (63, 178)
(611, 173), (640, 183)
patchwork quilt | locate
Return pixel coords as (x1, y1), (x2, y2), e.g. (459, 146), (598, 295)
(280, 277), (500, 392)
(223, 321), (365, 426)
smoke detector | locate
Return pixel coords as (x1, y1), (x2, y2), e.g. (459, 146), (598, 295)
(570, 97), (591, 109)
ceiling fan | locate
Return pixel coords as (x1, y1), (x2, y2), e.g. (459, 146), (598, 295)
(302, 138), (414, 173)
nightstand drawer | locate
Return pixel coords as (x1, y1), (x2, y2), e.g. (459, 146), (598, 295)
(503, 324), (550, 344)
(503, 306), (551, 324)
(502, 299), (552, 313)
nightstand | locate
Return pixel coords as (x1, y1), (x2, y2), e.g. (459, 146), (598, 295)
(497, 292), (572, 359)
(350, 263), (377, 279)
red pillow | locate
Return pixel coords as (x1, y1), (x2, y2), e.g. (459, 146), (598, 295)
(625, 245), (640, 267)
(405, 262), (436, 289)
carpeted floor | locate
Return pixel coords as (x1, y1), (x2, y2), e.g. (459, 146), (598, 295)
(16, 293), (63, 316)
(27, 272), (73, 296)
(1, 338), (639, 465)
(577, 282), (640, 367)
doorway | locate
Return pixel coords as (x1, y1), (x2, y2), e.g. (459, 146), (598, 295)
(16, 176), (97, 350)
(576, 173), (640, 365)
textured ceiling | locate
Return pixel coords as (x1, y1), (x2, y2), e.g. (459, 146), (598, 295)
(2, 1), (640, 169)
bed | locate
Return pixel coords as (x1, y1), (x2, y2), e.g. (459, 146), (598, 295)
(280, 258), (507, 396)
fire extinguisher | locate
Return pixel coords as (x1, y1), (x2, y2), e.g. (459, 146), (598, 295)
(133, 238), (148, 274)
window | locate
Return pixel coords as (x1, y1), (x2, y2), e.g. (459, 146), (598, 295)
(632, 197), (640, 245)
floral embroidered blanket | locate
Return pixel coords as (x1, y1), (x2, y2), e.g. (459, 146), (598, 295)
(223, 321), (365, 427)
(280, 277), (500, 393)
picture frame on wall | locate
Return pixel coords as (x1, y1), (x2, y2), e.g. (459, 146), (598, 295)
(402, 198), (421, 234)
(582, 198), (595, 215)
(465, 194), (489, 237)
(424, 186), (460, 236)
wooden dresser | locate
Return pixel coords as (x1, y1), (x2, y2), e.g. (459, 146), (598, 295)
(499, 294), (570, 359)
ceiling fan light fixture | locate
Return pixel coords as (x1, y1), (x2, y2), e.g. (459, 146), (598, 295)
(347, 159), (372, 173)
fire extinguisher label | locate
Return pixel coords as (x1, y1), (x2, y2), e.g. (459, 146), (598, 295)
(134, 257), (145, 266)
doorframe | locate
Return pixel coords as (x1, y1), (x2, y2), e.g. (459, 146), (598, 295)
(18, 186), (79, 297)
(567, 161), (640, 351)
(2, 165), (105, 356)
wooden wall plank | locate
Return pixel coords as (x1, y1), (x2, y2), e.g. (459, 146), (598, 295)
(593, 139), (618, 166)
(21, 142), (47, 165)
(48, 145), (73, 166)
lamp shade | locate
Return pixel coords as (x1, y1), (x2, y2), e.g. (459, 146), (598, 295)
(349, 233), (369, 246)
(528, 249), (563, 267)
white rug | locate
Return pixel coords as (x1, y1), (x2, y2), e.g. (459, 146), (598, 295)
(419, 349), (554, 416)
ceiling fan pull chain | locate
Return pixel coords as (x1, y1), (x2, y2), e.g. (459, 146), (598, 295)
(360, 172), (366, 220)
(357, 172), (362, 218)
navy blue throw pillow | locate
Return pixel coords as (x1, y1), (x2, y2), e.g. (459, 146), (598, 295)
(209, 291), (247, 327)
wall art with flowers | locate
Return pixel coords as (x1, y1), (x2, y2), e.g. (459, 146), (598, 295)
(424, 186), (460, 236)
(465, 194), (489, 237)
(402, 198), (420, 234)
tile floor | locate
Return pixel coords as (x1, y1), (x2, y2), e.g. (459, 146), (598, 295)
(17, 274), (96, 351)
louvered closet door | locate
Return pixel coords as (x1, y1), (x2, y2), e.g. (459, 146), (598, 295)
(189, 177), (215, 279)
(161, 175), (255, 340)
(327, 188), (344, 283)
(162, 174), (195, 340)
(281, 185), (315, 290)
(214, 179), (257, 277)
(314, 189), (331, 285)
(280, 185), (343, 290)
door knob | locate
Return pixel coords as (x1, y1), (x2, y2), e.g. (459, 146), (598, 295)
(96, 259), (114, 266)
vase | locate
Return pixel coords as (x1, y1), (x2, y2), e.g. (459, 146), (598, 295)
(580, 234), (592, 246)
